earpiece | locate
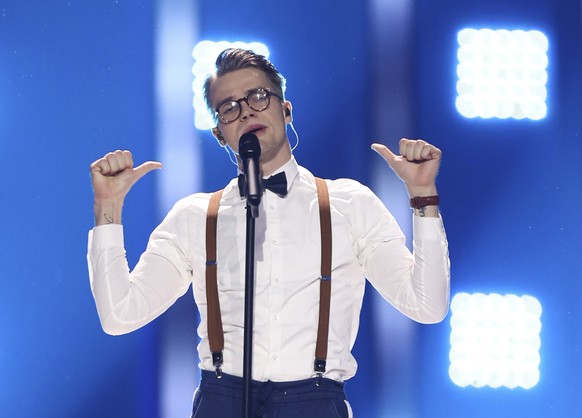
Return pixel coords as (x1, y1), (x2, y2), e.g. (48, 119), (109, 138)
(213, 128), (227, 147)
(285, 108), (291, 117)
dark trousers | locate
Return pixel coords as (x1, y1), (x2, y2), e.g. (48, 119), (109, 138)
(191, 370), (352, 418)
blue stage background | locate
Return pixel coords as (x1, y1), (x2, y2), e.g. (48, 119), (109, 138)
(1, 0), (580, 417)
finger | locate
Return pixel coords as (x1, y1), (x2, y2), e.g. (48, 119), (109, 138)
(90, 157), (113, 175)
(103, 152), (120, 174)
(119, 150), (134, 170)
(371, 142), (407, 175)
(428, 144), (442, 160)
(417, 142), (441, 161)
(90, 159), (104, 174)
(110, 150), (132, 173)
(103, 150), (131, 175)
(399, 138), (409, 158)
(90, 150), (131, 176)
(371, 143), (397, 164)
(413, 140), (428, 161)
(400, 139), (437, 162)
(400, 138), (419, 162)
(133, 161), (163, 181)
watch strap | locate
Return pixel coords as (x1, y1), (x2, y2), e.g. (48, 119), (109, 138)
(410, 195), (439, 209)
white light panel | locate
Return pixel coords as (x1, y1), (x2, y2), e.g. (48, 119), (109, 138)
(456, 28), (549, 120)
(191, 40), (270, 130)
(449, 293), (542, 389)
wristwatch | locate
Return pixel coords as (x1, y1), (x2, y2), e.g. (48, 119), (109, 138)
(409, 195), (440, 209)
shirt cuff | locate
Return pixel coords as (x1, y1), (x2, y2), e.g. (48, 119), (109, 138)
(412, 214), (446, 241)
(88, 224), (124, 251)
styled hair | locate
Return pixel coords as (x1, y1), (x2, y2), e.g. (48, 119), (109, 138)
(203, 48), (287, 116)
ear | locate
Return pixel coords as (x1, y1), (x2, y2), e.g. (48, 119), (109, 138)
(283, 101), (293, 124)
(212, 127), (227, 147)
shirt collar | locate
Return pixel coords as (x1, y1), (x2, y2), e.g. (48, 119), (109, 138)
(223, 156), (300, 200)
(268, 156), (299, 195)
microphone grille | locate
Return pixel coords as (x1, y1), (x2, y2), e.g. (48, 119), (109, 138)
(239, 132), (261, 158)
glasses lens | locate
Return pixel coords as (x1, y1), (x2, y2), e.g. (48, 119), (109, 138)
(216, 90), (274, 123)
(248, 90), (270, 111)
(218, 101), (240, 123)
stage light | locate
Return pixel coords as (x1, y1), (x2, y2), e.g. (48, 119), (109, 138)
(456, 28), (549, 120)
(449, 292), (542, 389)
(191, 40), (270, 130)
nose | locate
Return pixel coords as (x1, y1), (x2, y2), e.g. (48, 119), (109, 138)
(239, 100), (256, 121)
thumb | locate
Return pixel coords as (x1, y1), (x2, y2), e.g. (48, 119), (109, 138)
(133, 161), (163, 180)
(371, 143), (400, 169)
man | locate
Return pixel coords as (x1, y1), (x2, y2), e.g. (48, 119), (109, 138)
(88, 48), (450, 417)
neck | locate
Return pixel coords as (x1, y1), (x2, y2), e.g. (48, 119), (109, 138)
(236, 140), (292, 177)
(263, 141), (293, 176)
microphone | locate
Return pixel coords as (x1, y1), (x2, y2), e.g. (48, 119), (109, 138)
(239, 132), (262, 207)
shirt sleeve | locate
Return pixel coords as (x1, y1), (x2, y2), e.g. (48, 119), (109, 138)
(87, 199), (200, 335)
(343, 181), (450, 324)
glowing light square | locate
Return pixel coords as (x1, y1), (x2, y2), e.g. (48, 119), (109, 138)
(191, 40), (270, 130)
(456, 28), (549, 120)
(449, 293), (542, 389)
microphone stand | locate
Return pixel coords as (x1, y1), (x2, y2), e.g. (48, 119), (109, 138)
(243, 201), (259, 418)
(239, 133), (261, 418)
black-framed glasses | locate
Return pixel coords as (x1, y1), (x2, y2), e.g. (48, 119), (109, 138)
(215, 88), (283, 124)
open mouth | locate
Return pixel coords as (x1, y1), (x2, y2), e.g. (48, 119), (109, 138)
(245, 126), (265, 136)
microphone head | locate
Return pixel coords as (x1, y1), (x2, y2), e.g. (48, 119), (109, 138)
(239, 132), (261, 159)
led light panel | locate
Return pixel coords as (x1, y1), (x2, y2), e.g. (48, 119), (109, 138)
(449, 293), (542, 389)
(191, 40), (270, 130)
(456, 28), (549, 120)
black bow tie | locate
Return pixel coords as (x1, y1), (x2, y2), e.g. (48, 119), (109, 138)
(238, 172), (288, 197)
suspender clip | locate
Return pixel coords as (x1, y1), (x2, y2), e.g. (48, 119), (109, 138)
(314, 358), (326, 373)
(212, 351), (223, 379)
(314, 358), (326, 386)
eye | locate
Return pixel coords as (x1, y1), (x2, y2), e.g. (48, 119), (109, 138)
(249, 91), (268, 104)
(219, 102), (238, 116)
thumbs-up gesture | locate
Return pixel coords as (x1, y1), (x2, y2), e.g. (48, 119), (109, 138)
(372, 139), (441, 198)
(90, 150), (162, 225)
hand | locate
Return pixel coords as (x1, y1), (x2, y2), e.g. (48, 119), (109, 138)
(371, 138), (441, 197)
(90, 150), (161, 225)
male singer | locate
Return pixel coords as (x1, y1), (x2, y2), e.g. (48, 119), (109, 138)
(88, 48), (450, 418)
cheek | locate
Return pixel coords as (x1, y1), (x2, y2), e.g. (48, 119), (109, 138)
(220, 129), (240, 151)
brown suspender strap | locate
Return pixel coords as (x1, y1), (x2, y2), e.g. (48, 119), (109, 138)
(314, 177), (332, 380)
(205, 177), (332, 380)
(205, 189), (224, 377)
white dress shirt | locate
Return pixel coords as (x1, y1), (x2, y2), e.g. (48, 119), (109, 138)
(87, 157), (450, 382)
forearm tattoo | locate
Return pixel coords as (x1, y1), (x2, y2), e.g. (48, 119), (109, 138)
(104, 213), (114, 224)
